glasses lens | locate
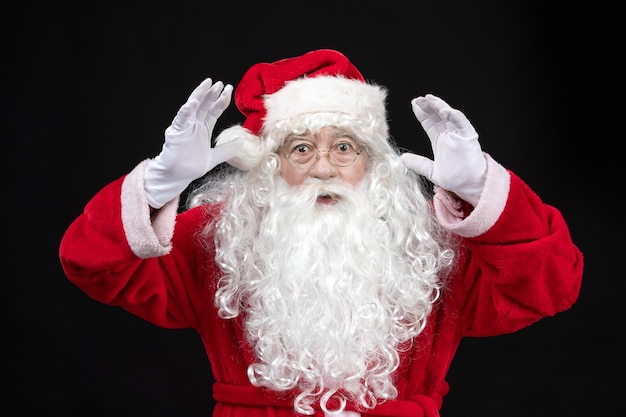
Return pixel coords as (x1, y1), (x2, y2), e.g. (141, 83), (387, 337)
(329, 142), (358, 167)
(288, 143), (316, 168)
(285, 141), (361, 168)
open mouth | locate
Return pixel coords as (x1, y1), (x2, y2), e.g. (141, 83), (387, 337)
(316, 192), (339, 205)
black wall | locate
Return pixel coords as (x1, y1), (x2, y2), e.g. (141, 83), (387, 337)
(7, 1), (622, 416)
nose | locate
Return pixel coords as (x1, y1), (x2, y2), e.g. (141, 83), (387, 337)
(308, 150), (338, 180)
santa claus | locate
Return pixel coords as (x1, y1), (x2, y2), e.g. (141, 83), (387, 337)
(60, 49), (583, 416)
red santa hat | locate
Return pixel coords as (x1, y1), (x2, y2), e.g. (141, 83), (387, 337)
(215, 49), (389, 170)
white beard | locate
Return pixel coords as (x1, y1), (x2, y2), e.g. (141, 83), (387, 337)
(230, 177), (437, 413)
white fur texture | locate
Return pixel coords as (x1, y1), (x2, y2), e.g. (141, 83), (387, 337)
(263, 76), (387, 137)
(214, 76), (388, 172)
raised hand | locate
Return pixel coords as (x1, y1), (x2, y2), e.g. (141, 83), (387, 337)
(400, 94), (486, 206)
(144, 79), (243, 209)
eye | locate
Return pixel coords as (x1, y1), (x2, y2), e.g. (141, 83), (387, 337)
(334, 142), (354, 153)
(294, 143), (313, 154)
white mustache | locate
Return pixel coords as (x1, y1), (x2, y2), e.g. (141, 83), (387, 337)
(272, 177), (366, 210)
(297, 181), (354, 201)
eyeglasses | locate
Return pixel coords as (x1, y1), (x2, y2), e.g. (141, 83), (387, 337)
(280, 140), (364, 169)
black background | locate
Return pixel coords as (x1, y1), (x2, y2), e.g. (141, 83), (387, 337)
(6, 1), (624, 416)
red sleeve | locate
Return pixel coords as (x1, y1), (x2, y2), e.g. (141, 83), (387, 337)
(452, 171), (584, 336)
(58, 174), (213, 330)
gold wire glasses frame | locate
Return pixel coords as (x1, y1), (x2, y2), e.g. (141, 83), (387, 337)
(280, 141), (364, 169)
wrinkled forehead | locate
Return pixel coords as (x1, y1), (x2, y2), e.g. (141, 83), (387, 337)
(268, 113), (368, 150)
(282, 126), (358, 143)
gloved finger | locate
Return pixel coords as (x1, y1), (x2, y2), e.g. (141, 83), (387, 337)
(187, 78), (214, 102)
(412, 97), (442, 135)
(425, 95), (474, 136)
(424, 94), (454, 114)
(205, 84), (233, 121)
(411, 97), (430, 123)
(170, 79), (214, 131)
(208, 137), (244, 165)
(400, 152), (434, 181)
(196, 81), (225, 121)
(171, 99), (200, 132)
(412, 96), (443, 124)
(440, 108), (477, 138)
(413, 97), (446, 133)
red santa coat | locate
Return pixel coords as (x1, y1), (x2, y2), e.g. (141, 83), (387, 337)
(59, 156), (583, 417)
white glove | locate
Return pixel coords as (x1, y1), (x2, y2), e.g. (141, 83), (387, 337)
(145, 78), (243, 209)
(400, 94), (487, 207)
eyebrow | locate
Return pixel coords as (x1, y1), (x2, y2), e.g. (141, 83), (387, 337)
(285, 128), (357, 143)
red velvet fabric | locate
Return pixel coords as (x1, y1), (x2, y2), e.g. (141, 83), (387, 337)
(59, 170), (583, 416)
(234, 49), (364, 135)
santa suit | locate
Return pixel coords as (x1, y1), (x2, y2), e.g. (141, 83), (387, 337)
(59, 155), (583, 417)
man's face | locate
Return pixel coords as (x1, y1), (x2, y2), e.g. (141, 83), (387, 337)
(278, 126), (367, 204)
